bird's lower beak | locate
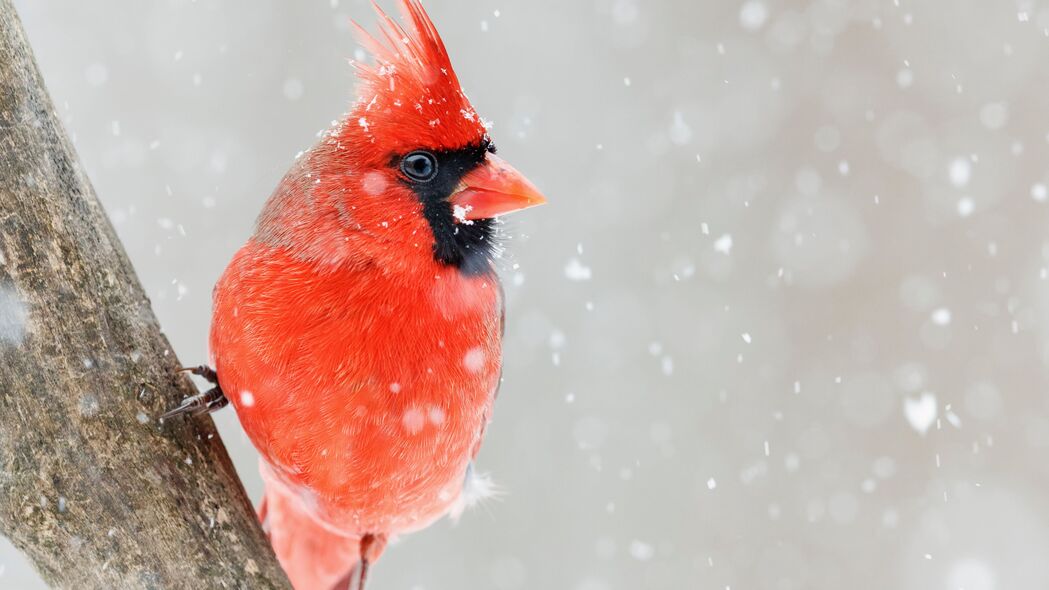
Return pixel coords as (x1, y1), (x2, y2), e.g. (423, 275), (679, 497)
(448, 153), (547, 221)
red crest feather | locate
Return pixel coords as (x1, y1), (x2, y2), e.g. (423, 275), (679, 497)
(346, 1), (488, 156)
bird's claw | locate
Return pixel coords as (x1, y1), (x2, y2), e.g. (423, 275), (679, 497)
(177, 364), (219, 384)
(161, 385), (228, 420)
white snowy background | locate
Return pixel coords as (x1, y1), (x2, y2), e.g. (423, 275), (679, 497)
(5, 0), (1049, 588)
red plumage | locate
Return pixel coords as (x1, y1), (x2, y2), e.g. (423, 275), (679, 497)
(206, 2), (544, 588)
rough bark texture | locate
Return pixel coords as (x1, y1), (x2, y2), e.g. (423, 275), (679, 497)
(0, 2), (290, 588)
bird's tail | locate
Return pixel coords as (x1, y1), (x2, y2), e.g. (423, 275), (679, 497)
(259, 476), (362, 590)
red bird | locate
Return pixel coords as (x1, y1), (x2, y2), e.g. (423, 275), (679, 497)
(164, 2), (545, 588)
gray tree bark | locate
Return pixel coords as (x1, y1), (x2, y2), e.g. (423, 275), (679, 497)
(0, 1), (290, 588)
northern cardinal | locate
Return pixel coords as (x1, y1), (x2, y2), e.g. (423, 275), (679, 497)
(163, 2), (545, 588)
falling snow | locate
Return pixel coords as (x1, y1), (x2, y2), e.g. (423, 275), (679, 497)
(462, 347), (485, 373)
(564, 257), (592, 281)
(713, 234), (733, 255)
(738, 1), (768, 31)
(904, 392), (938, 435)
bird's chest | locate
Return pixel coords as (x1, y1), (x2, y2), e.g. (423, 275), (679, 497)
(214, 255), (503, 531)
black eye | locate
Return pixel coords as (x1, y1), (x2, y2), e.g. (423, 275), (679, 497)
(401, 151), (438, 182)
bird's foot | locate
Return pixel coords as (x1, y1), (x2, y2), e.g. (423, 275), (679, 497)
(161, 386), (228, 420)
(161, 365), (227, 420)
(178, 364), (219, 384)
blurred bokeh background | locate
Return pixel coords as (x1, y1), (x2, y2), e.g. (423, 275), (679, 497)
(6, 0), (1049, 588)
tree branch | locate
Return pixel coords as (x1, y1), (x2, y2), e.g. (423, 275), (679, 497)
(0, 2), (289, 587)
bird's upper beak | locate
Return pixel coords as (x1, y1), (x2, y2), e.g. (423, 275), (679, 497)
(448, 153), (547, 221)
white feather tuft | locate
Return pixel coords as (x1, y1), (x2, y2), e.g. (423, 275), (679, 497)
(448, 464), (501, 522)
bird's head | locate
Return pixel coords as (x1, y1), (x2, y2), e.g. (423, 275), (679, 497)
(311, 0), (545, 276)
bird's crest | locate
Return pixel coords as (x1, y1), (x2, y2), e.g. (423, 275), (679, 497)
(349, 1), (487, 154)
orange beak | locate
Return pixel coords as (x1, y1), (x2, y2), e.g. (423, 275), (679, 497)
(448, 153), (547, 221)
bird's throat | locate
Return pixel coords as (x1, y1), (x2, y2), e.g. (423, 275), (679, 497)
(422, 202), (497, 276)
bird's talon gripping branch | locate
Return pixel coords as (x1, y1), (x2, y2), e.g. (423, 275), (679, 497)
(161, 385), (228, 420)
(163, 364), (227, 419)
(177, 364), (219, 384)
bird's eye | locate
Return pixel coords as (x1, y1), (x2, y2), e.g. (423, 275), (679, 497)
(400, 151), (438, 182)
